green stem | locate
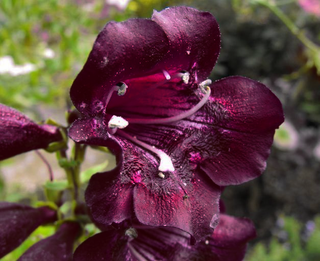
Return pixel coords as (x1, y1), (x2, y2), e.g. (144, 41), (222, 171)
(71, 144), (86, 201)
(58, 150), (77, 199)
(263, 1), (319, 53)
(252, 0), (320, 74)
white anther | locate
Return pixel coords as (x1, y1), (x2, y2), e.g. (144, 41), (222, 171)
(117, 82), (128, 96)
(158, 151), (175, 172)
(158, 172), (165, 179)
(125, 228), (138, 239)
(181, 72), (190, 84)
(108, 115), (129, 129)
(162, 70), (171, 80)
(199, 79), (212, 94)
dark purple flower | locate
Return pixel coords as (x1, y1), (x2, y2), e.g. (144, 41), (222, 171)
(73, 214), (256, 261)
(0, 104), (63, 160)
(68, 6), (284, 240)
(18, 221), (81, 261)
(0, 202), (57, 258)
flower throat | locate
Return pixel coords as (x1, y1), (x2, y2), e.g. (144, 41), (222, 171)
(104, 70), (212, 176)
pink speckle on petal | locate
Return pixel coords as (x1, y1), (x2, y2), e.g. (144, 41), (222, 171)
(132, 170), (142, 183)
(189, 152), (202, 164)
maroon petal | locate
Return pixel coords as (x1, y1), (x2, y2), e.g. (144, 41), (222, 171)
(128, 227), (191, 260)
(85, 172), (134, 230)
(74, 216), (255, 261)
(134, 169), (221, 241)
(70, 7), (220, 117)
(68, 118), (121, 152)
(83, 131), (221, 241)
(206, 76), (284, 134)
(68, 118), (123, 179)
(73, 230), (131, 261)
(212, 214), (256, 248)
(187, 214), (256, 261)
(18, 221), (81, 261)
(121, 76), (283, 186)
(198, 76), (284, 185)
(0, 202), (57, 258)
(70, 18), (169, 116)
(0, 104), (62, 160)
(152, 6), (220, 82)
(74, 226), (190, 261)
(69, 118), (133, 229)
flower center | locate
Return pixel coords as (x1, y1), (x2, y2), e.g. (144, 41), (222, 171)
(106, 71), (212, 175)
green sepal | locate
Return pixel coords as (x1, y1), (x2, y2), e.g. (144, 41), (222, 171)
(35, 201), (59, 211)
(45, 128), (68, 152)
(44, 180), (69, 206)
(45, 180), (69, 191)
(44, 118), (63, 127)
(45, 140), (68, 152)
(58, 158), (79, 169)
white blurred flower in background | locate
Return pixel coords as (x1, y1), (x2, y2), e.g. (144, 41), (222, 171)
(42, 48), (55, 59)
(0, 56), (37, 76)
(274, 121), (300, 151)
(106, 0), (131, 10)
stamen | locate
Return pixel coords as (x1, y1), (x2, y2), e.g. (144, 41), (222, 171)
(104, 85), (119, 110)
(125, 227), (138, 239)
(117, 82), (128, 96)
(108, 115), (129, 129)
(171, 71), (190, 84)
(199, 79), (212, 93)
(158, 172), (165, 179)
(126, 85), (211, 125)
(181, 72), (190, 84)
(117, 130), (175, 172)
(104, 82), (128, 111)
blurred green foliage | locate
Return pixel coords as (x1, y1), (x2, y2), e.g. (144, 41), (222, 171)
(0, 0), (190, 111)
(247, 215), (320, 261)
(0, 0), (105, 109)
(2, 225), (55, 261)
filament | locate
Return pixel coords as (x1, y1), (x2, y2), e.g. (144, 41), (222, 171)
(126, 86), (211, 125)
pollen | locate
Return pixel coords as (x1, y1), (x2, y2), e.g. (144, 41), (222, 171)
(158, 172), (165, 179)
(181, 72), (190, 84)
(117, 82), (128, 96)
(199, 79), (212, 94)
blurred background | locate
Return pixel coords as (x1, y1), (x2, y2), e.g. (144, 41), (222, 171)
(0, 0), (320, 260)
